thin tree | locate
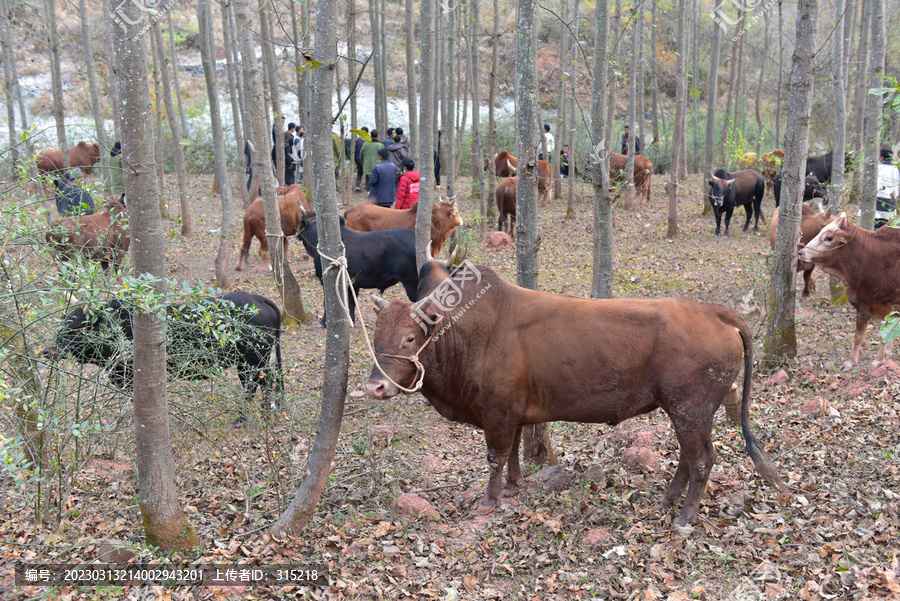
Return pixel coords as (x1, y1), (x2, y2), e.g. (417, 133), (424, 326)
(649, 0), (660, 144)
(624, 13), (637, 210)
(753, 12), (769, 157)
(703, 10), (722, 213)
(112, 0), (200, 551)
(853, 0), (870, 152)
(152, 22), (193, 236)
(861, 0), (884, 230)
(554, 0), (568, 201)
(259, 3), (284, 188)
(775, 0), (783, 145)
(517, 0), (556, 466)
(235, 0), (311, 326)
(486, 0), (500, 221)
(45, 0), (68, 170)
(271, 0), (350, 537)
(666, 0), (687, 239)
(220, 0), (251, 208)
(416, 0), (437, 270)
(831, 0), (847, 206)
(719, 11), (744, 159)
(166, 11), (189, 141)
(100, 0), (121, 142)
(471, 0), (486, 229)
(591, 0), (612, 299)
(200, 0), (234, 287)
(1, 0), (18, 171)
(405, 0), (418, 158)
(444, 1), (457, 199)
(565, 0), (579, 218)
(78, 0), (110, 184)
(763, 0), (819, 368)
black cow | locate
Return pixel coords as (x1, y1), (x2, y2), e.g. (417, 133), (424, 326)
(805, 150), (854, 185)
(297, 215), (419, 326)
(706, 169), (766, 236)
(52, 292), (283, 409)
(773, 172), (828, 207)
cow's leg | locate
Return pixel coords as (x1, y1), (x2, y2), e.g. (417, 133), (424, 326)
(801, 268), (816, 297)
(843, 312), (869, 371)
(510, 215), (516, 240)
(258, 235), (272, 270)
(723, 207), (733, 237)
(713, 207), (722, 236)
(668, 421), (717, 526)
(503, 426), (526, 494)
(742, 203), (753, 231)
(477, 425), (518, 514)
(498, 213), (505, 232)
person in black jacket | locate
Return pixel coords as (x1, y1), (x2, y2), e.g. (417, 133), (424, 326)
(620, 125), (642, 155)
(54, 169), (96, 216)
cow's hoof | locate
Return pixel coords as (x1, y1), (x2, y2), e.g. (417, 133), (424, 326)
(318, 320), (327, 329)
(840, 361), (859, 372)
(475, 500), (496, 516)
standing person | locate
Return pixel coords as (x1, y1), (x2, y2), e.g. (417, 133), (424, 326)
(539, 123), (554, 161)
(271, 115), (286, 164)
(360, 129), (385, 189)
(109, 140), (125, 201)
(354, 126), (369, 191)
(386, 135), (409, 176)
(434, 130), (442, 188)
(54, 169), (96, 216)
(620, 124), (642, 155)
(244, 140), (254, 191)
(876, 148), (900, 229)
(385, 127), (396, 142)
(367, 148), (398, 207)
(395, 158), (420, 210)
(283, 132), (296, 186)
(394, 127), (409, 147)
(294, 124), (305, 179)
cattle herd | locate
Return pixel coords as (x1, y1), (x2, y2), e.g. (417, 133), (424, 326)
(35, 141), (899, 525)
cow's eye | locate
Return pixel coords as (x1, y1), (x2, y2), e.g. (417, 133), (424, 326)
(825, 236), (833, 242)
(406, 336), (415, 344)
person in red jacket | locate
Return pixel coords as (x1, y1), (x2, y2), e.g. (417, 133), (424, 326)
(395, 158), (420, 210)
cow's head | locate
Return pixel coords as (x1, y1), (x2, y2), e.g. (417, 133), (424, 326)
(436, 199), (463, 229)
(797, 214), (852, 263)
(366, 262), (453, 399)
(706, 176), (735, 207)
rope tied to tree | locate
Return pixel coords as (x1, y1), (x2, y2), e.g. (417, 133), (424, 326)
(316, 244), (437, 395)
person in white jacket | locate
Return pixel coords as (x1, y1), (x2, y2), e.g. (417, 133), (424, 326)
(876, 148), (899, 229)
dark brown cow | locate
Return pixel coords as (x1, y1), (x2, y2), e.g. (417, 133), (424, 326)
(343, 199), (463, 256)
(485, 151), (553, 205)
(485, 150), (518, 178)
(45, 200), (130, 272)
(768, 204), (835, 297)
(495, 177), (517, 237)
(609, 153), (654, 204)
(798, 215), (900, 369)
(365, 262), (786, 525)
(236, 184), (311, 271)
(36, 141), (101, 176)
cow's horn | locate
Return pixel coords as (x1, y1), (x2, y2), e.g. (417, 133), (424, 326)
(371, 296), (390, 311)
(507, 159), (516, 174)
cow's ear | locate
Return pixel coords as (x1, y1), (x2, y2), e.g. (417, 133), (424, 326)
(824, 208), (832, 218)
(371, 296), (389, 315)
(836, 213), (849, 228)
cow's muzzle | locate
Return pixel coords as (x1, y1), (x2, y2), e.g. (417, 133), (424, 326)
(366, 378), (397, 399)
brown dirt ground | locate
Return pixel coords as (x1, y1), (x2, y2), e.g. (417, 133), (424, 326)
(3, 171), (899, 600)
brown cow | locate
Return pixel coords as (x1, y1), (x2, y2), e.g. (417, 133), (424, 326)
(608, 153), (653, 204)
(495, 177), (516, 237)
(798, 215), (900, 370)
(768, 204), (835, 297)
(236, 184), (311, 271)
(45, 200), (130, 272)
(485, 150), (518, 178)
(365, 261), (786, 525)
(485, 151), (553, 205)
(36, 141), (102, 176)
(343, 199), (463, 256)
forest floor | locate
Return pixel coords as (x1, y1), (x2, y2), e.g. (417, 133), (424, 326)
(2, 172), (900, 601)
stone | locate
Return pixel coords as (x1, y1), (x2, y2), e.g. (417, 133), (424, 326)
(582, 528), (613, 546)
(583, 464), (607, 484)
(621, 447), (658, 471)
(766, 369), (789, 386)
(368, 424), (410, 442)
(486, 231), (511, 249)
(534, 465), (572, 491)
(394, 493), (439, 518)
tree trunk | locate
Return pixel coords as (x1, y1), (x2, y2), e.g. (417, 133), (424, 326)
(112, 0), (200, 551)
(719, 13), (744, 159)
(149, 30), (168, 217)
(221, 0), (251, 209)
(271, 0), (349, 537)
(861, 0), (884, 229)
(45, 0), (69, 170)
(486, 0), (499, 221)
(762, 0), (819, 369)
(854, 0), (870, 152)
(100, 0), (121, 143)
(78, 0), (110, 184)
(666, 0), (687, 239)
(703, 12), (721, 213)
(565, 0), (579, 217)
(416, 0), (437, 270)
(235, 0), (310, 327)
(516, 0), (556, 467)
(200, 0), (234, 288)
(591, 0), (612, 298)
(754, 12), (768, 157)
(554, 0), (568, 201)
(471, 0), (485, 229)
(445, 2), (457, 198)
(166, 11), (189, 142)
(369, 0), (382, 132)
(831, 0), (847, 206)
(775, 1), (783, 145)
(152, 22), (192, 236)
(405, 0), (418, 158)
(624, 15), (637, 210)
(1, 0), (18, 171)
(649, 0), (660, 144)
(259, 3), (284, 188)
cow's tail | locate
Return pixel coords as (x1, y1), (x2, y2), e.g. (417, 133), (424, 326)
(262, 296), (285, 400)
(738, 326), (788, 494)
